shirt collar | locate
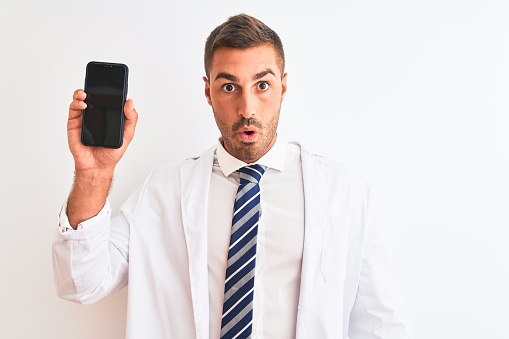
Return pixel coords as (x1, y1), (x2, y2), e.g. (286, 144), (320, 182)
(216, 135), (286, 177)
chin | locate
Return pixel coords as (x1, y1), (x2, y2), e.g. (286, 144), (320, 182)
(233, 148), (262, 163)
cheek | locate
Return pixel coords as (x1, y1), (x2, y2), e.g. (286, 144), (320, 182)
(213, 97), (228, 109)
(263, 89), (282, 104)
(260, 96), (281, 114)
(212, 104), (235, 129)
(211, 92), (233, 110)
(213, 101), (243, 125)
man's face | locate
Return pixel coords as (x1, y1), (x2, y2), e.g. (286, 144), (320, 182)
(204, 44), (287, 163)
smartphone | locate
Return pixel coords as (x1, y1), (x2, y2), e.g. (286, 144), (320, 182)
(81, 61), (129, 148)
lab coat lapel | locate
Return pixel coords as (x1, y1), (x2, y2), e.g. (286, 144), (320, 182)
(180, 145), (217, 339)
(296, 146), (329, 338)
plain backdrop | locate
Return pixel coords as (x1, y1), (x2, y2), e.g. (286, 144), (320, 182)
(1, 1), (508, 338)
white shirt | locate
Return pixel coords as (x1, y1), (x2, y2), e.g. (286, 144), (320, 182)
(208, 139), (305, 339)
(59, 138), (305, 339)
(54, 141), (413, 338)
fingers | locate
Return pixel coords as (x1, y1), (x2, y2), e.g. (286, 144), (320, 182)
(123, 99), (138, 142)
(69, 89), (87, 119)
(73, 89), (87, 101)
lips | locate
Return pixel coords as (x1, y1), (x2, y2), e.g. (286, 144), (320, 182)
(238, 127), (258, 141)
(231, 118), (262, 142)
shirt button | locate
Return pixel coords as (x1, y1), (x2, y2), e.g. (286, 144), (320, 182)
(252, 326), (259, 335)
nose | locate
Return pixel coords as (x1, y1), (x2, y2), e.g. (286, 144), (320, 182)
(237, 90), (256, 119)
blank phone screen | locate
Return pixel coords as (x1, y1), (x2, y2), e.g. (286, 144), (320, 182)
(82, 62), (127, 148)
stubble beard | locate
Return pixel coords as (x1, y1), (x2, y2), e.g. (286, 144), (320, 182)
(214, 107), (281, 163)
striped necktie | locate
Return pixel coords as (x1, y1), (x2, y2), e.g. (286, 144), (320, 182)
(220, 164), (267, 339)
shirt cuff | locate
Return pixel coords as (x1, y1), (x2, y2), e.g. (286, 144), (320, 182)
(58, 200), (111, 233)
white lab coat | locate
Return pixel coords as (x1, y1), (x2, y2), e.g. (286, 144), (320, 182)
(53, 143), (412, 338)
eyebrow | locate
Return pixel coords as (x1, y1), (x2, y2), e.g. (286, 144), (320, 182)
(254, 69), (276, 80)
(214, 73), (238, 82)
(213, 68), (277, 82)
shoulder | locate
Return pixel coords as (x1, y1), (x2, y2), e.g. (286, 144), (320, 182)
(149, 158), (193, 179)
(293, 141), (360, 174)
(295, 141), (371, 192)
(147, 145), (217, 181)
(141, 146), (216, 187)
(120, 145), (216, 216)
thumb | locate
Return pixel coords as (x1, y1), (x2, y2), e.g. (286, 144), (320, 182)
(124, 99), (138, 142)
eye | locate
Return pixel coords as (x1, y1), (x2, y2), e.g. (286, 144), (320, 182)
(222, 83), (236, 93)
(257, 81), (270, 91)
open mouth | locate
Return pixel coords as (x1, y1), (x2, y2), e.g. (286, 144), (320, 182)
(239, 129), (258, 140)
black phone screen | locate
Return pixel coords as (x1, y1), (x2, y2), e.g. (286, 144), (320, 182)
(82, 61), (128, 148)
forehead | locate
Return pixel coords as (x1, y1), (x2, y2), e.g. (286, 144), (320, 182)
(210, 45), (282, 78)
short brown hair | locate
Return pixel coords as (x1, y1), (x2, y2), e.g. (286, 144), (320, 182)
(204, 13), (285, 79)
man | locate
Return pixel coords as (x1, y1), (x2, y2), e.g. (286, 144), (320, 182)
(53, 14), (412, 339)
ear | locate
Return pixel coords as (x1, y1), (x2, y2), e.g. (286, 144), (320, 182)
(203, 76), (212, 106)
(280, 73), (288, 103)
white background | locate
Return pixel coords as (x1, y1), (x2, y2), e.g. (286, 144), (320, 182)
(1, 1), (508, 338)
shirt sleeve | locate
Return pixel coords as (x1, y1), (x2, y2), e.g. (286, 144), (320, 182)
(348, 186), (413, 338)
(58, 200), (111, 232)
(52, 199), (129, 304)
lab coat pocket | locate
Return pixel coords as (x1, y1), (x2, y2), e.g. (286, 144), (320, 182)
(321, 218), (351, 283)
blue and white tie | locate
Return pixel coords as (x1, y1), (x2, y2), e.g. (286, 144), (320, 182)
(220, 164), (267, 339)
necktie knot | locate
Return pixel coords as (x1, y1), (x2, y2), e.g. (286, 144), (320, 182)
(239, 164), (267, 185)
